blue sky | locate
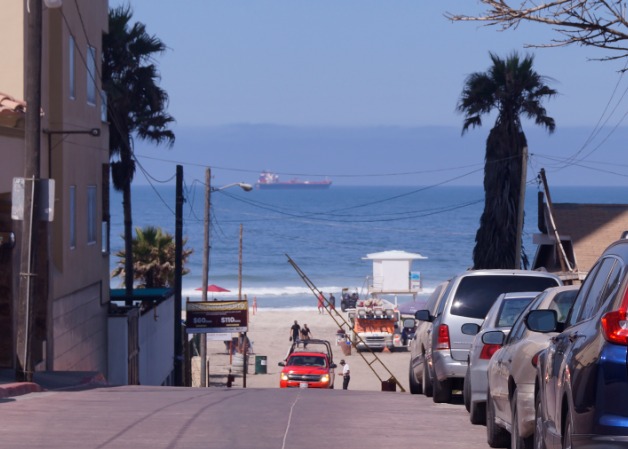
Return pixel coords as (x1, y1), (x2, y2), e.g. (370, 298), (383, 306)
(110, 1), (628, 187)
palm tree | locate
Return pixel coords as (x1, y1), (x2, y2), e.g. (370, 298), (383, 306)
(457, 52), (557, 269)
(103, 6), (175, 295)
(112, 226), (193, 289)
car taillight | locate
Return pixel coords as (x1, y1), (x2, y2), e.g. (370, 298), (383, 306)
(479, 343), (501, 360)
(601, 288), (628, 345)
(531, 351), (541, 368)
(435, 324), (450, 350)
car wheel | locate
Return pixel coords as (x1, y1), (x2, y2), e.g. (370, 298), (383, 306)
(534, 390), (546, 449)
(487, 393), (510, 448)
(409, 362), (422, 395)
(423, 362), (433, 398)
(463, 364), (471, 412)
(562, 407), (572, 449)
(511, 388), (532, 449)
(432, 376), (452, 403)
(470, 400), (486, 425)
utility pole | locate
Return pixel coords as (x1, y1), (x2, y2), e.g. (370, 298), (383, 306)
(239, 224), (247, 389)
(174, 165), (183, 386)
(200, 168), (211, 387)
(16, 0), (43, 382)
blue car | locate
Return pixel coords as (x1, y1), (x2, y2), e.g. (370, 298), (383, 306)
(526, 239), (628, 449)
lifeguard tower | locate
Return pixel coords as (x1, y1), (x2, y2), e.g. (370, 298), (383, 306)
(362, 250), (427, 302)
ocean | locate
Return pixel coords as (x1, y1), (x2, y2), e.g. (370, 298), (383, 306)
(109, 184), (628, 309)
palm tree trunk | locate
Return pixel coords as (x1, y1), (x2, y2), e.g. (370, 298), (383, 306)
(473, 122), (527, 269)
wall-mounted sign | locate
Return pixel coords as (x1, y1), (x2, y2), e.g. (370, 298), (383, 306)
(11, 178), (55, 222)
(185, 300), (248, 334)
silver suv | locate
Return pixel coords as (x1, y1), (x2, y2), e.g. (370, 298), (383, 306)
(415, 269), (561, 403)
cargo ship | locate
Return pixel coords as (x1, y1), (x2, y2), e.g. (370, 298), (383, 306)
(255, 171), (332, 190)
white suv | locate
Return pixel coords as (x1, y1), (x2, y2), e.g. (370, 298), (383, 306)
(415, 269), (562, 403)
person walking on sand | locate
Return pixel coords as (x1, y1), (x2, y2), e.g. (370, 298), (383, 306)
(318, 292), (325, 314)
(290, 320), (301, 346)
(338, 359), (350, 390)
(252, 296), (258, 315)
(300, 324), (312, 348)
(329, 293), (336, 311)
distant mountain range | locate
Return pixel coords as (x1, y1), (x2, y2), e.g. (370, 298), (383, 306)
(132, 124), (628, 187)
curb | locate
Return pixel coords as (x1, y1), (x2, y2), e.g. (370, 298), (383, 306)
(0, 382), (42, 399)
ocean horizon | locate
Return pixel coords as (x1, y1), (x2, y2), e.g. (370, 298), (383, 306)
(110, 184), (628, 309)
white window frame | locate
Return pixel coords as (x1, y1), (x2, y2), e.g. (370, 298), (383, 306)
(69, 185), (76, 249)
(87, 185), (97, 245)
(87, 45), (96, 105)
(69, 35), (75, 99)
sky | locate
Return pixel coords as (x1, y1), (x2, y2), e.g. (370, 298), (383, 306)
(108, 1), (628, 187)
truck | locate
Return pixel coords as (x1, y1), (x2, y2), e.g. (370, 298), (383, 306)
(278, 339), (337, 389)
(349, 297), (412, 351)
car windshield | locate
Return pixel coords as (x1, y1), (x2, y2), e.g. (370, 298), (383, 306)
(288, 356), (327, 367)
(450, 275), (559, 319)
(496, 297), (535, 327)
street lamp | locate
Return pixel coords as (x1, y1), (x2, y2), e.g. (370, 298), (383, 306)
(43, 127), (101, 178)
(199, 169), (252, 387)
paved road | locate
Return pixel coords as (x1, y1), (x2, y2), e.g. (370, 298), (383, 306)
(0, 386), (489, 449)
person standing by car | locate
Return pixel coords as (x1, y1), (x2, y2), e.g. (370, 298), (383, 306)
(329, 293), (336, 311)
(300, 324), (312, 348)
(290, 320), (301, 346)
(339, 359), (350, 390)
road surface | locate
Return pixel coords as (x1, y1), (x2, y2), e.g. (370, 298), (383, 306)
(0, 386), (490, 449)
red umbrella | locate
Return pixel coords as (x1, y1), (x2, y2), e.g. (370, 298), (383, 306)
(195, 284), (231, 293)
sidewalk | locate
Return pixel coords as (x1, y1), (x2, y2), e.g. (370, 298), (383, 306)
(0, 370), (107, 399)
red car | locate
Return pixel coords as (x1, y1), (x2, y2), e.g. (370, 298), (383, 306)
(278, 339), (337, 389)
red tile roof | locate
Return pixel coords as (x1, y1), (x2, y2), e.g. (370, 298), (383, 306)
(0, 92), (26, 128)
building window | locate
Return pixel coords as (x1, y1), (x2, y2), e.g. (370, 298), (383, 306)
(69, 185), (76, 249)
(87, 46), (96, 105)
(69, 36), (75, 99)
(87, 185), (97, 244)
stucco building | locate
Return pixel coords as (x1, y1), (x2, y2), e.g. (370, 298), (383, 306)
(0, 1), (110, 376)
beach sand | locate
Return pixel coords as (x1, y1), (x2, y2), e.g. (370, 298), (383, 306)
(194, 307), (411, 392)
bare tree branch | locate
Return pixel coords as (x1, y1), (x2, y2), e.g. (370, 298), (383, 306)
(445, 1), (628, 61)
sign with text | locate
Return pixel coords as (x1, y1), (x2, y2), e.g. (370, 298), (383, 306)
(185, 300), (248, 334)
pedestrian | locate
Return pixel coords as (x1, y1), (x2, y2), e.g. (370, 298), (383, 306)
(338, 359), (350, 390)
(290, 320), (301, 347)
(318, 292), (325, 314)
(300, 324), (312, 348)
(329, 293), (336, 311)
(252, 296), (258, 315)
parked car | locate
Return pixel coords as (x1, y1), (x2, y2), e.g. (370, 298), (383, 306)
(415, 269), (562, 404)
(527, 239), (628, 449)
(463, 291), (540, 426)
(484, 285), (578, 448)
(409, 281), (449, 395)
(278, 339), (337, 389)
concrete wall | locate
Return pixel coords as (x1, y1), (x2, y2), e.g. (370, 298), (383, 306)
(108, 296), (175, 387)
(51, 282), (107, 372)
(139, 297), (175, 386)
(107, 315), (128, 386)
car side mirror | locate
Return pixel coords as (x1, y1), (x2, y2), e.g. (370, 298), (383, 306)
(415, 309), (431, 322)
(482, 330), (505, 345)
(525, 309), (559, 332)
(461, 323), (481, 336)
(278, 361), (286, 367)
(330, 363), (337, 369)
